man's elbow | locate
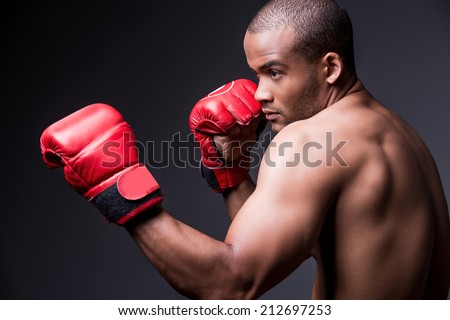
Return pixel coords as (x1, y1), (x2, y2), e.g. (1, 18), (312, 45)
(177, 254), (263, 300)
(194, 270), (261, 300)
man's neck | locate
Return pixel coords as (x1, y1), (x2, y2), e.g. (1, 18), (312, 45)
(326, 74), (361, 107)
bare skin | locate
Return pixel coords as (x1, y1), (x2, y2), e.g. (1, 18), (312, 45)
(126, 27), (450, 299)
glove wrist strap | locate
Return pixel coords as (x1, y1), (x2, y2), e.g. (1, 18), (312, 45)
(90, 165), (163, 225)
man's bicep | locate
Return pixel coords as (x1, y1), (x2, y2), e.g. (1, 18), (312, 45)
(224, 143), (336, 292)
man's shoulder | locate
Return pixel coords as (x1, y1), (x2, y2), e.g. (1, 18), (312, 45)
(273, 109), (352, 145)
(263, 119), (352, 175)
(269, 104), (389, 172)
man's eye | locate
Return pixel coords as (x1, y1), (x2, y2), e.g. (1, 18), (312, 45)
(269, 70), (281, 78)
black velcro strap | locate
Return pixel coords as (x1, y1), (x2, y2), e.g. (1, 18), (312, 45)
(90, 183), (163, 223)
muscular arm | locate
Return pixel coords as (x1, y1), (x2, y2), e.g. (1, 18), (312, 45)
(126, 208), (241, 299)
(126, 126), (339, 299)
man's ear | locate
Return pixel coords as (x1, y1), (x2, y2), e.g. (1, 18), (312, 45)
(322, 52), (343, 85)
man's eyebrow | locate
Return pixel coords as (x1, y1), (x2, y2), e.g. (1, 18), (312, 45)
(258, 60), (288, 70)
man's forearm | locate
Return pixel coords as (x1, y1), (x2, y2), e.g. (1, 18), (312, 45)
(125, 207), (252, 299)
(222, 175), (256, 220)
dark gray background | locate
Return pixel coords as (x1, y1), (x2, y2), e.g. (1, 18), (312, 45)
(1, 0), (449, 299)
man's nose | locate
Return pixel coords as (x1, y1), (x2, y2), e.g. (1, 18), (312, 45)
(254, 82), (272, 103)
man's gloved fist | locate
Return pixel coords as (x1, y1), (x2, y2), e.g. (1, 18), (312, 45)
(189, 79), (267, 193)
(40, 103), (163, 225)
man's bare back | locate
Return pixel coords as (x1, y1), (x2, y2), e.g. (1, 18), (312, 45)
(298, 81), (450, 299)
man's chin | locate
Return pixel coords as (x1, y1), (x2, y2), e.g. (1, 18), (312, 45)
(270, 122), (285, 134)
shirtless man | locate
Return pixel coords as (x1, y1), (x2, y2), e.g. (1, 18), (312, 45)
(40, 0), (450, 299)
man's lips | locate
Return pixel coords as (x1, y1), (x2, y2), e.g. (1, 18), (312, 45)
(263, 109), (280, 121)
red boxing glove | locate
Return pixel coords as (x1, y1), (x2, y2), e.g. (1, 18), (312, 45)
(40, 103), (163, 225)
(189, 79), (266, 192)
